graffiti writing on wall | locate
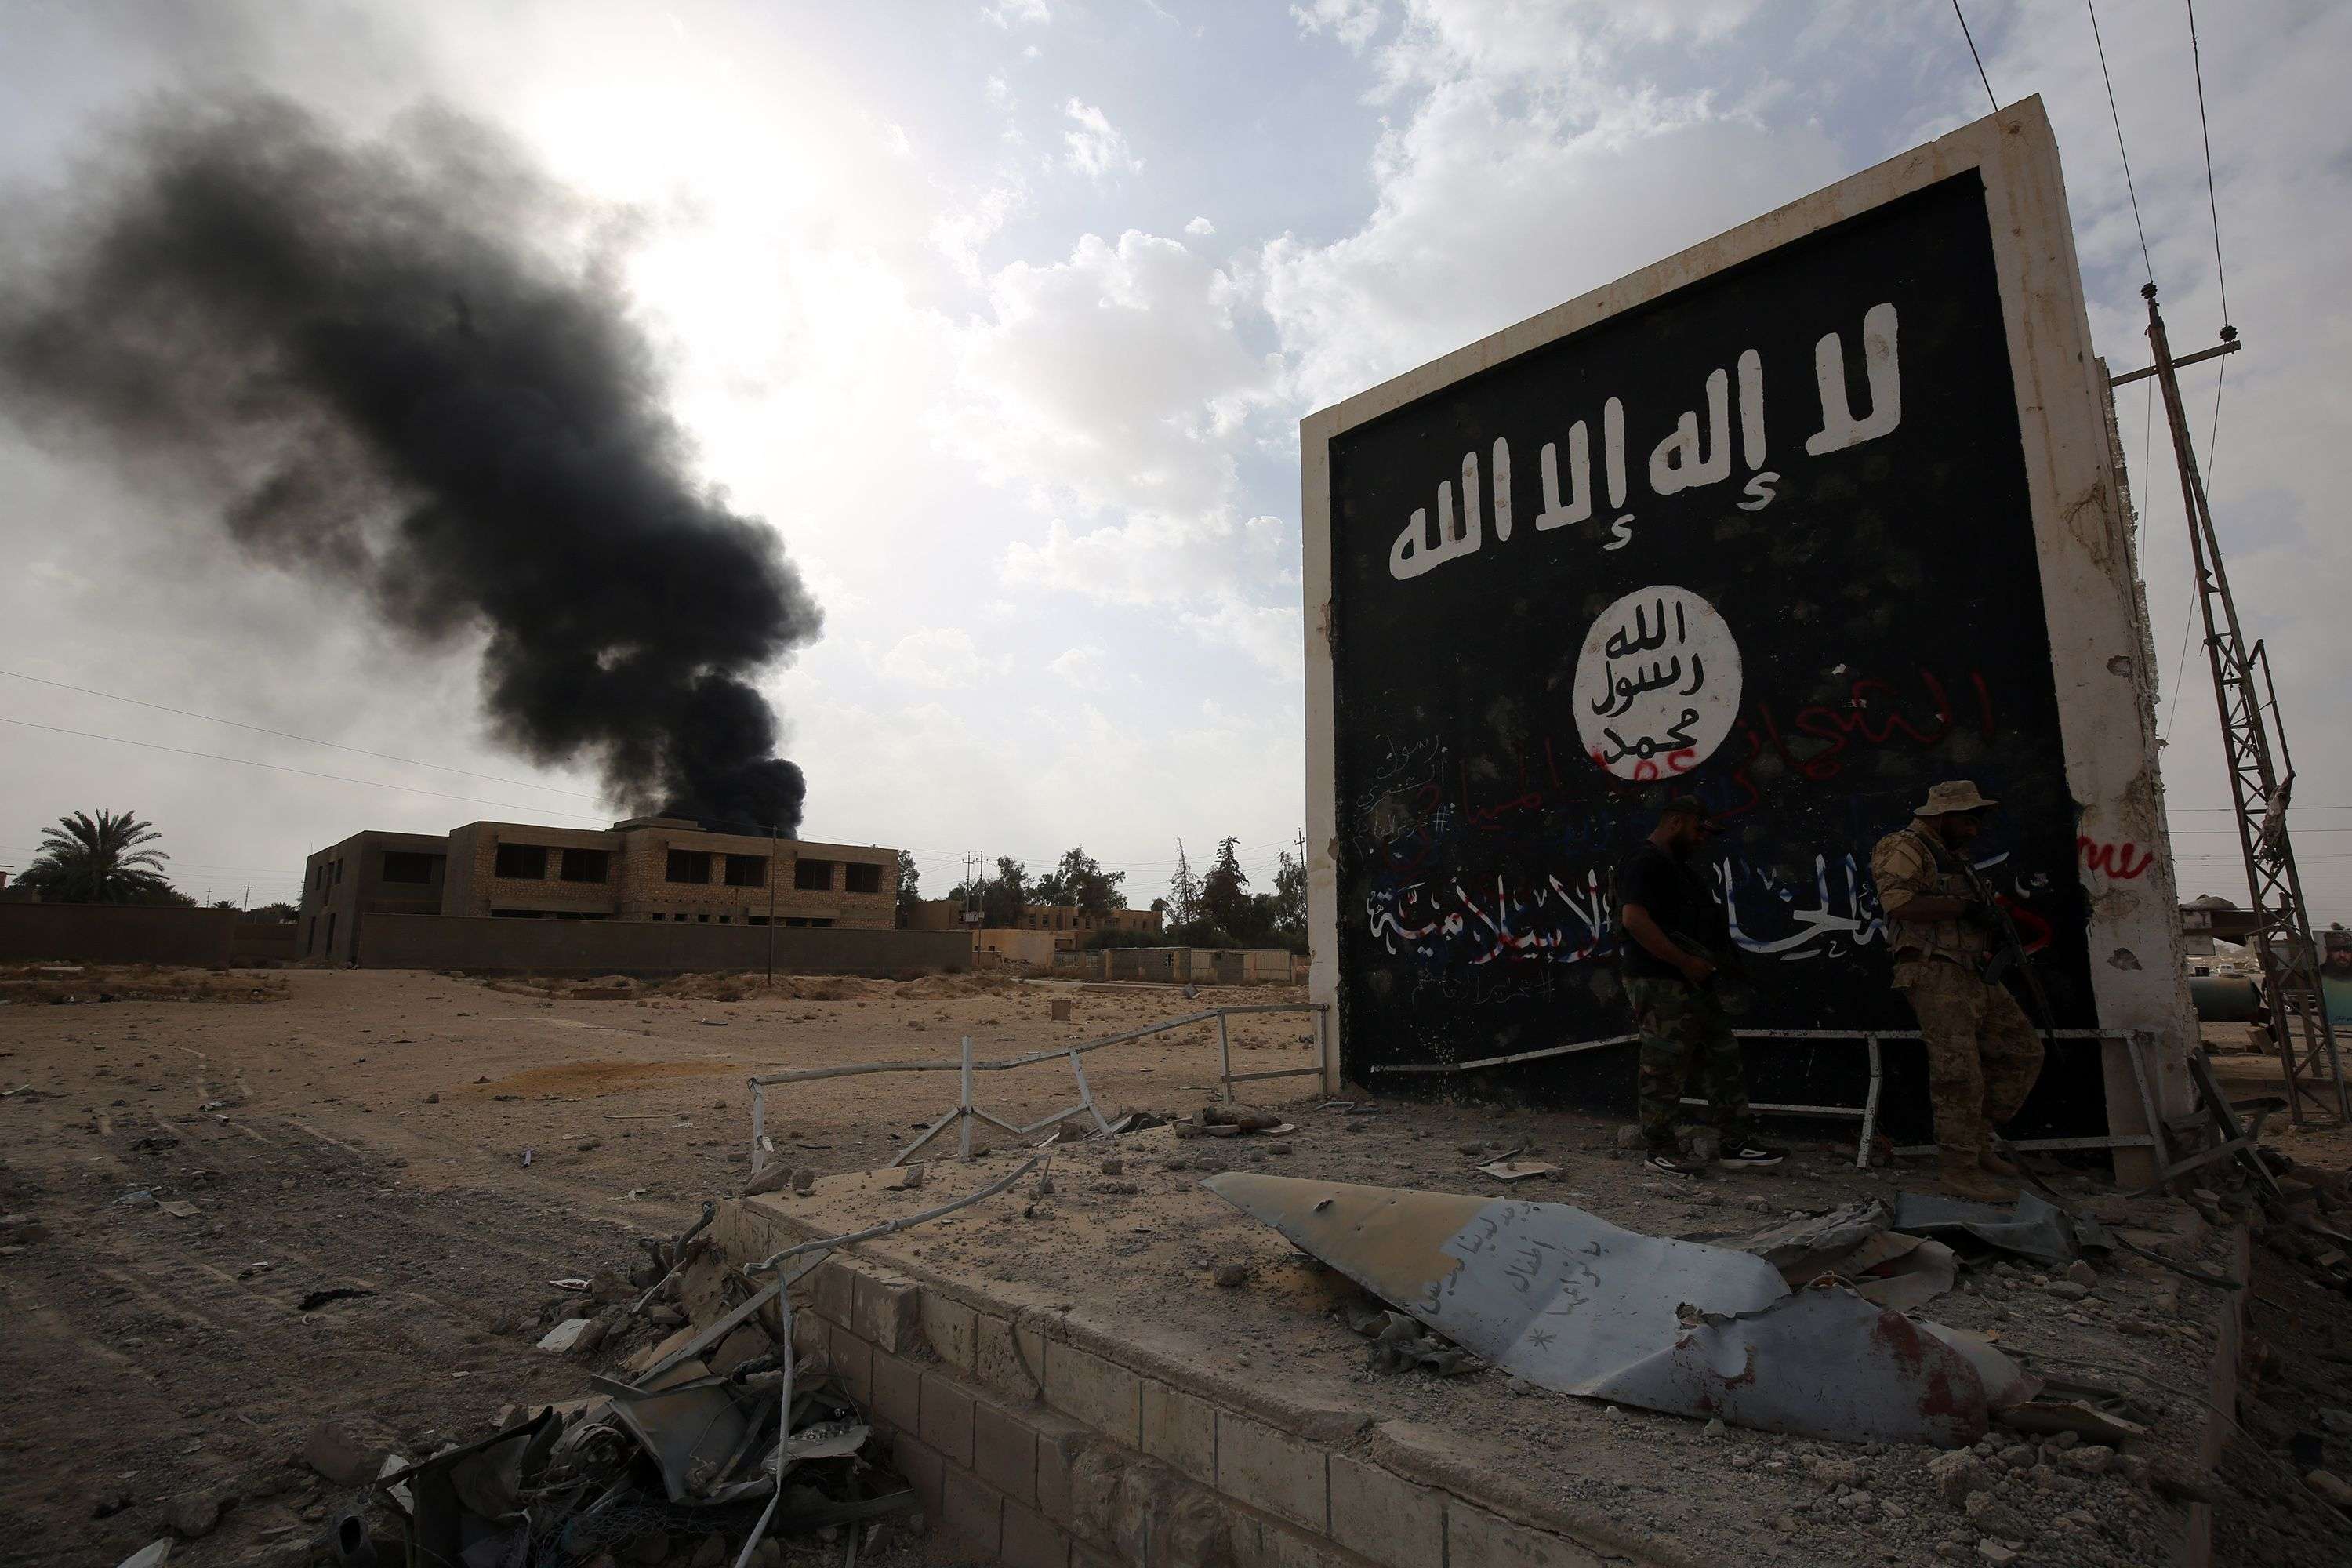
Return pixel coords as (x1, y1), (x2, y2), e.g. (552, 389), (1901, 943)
(2078, 836), (2157, 880)
(1386, 303), (1898, 582)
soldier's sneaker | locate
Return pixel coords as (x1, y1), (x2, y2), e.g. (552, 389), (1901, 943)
(1645, 1149), (1708, 1177)
(1716, 1142), (1786, 1169)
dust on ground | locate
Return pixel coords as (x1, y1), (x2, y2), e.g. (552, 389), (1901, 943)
(2, 967), (2345, 1567)
(0, 962), (290, 1007)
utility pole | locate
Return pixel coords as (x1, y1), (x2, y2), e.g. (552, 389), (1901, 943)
(2136, 283), (2347, 1123)
(241, 883), (251, 910)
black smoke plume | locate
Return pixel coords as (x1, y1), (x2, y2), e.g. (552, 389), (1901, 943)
(0, 94), (820, 833)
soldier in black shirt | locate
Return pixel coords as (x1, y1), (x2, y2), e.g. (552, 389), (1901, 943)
(1617, 797), (1784, 1177)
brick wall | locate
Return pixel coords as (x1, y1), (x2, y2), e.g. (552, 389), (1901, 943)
(350, 913), (968, 976)
(719, 1202), (1646, 1568)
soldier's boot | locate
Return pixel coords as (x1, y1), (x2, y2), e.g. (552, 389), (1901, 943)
(1938, 1158), (2012, 1203)
(1978, 1142), (2023, 1179)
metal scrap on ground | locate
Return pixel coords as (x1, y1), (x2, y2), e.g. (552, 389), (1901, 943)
(1203, 1173), (2036, 1446)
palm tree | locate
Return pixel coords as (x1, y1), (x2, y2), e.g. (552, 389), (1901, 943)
(20, 809), (178, 904)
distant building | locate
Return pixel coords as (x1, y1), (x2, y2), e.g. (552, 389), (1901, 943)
(903, 898), (1161, 946)
(297, 817), (898, 963)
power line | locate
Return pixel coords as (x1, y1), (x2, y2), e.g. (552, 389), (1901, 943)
(1951, 2), (1997, 113)
(2085, 0), (2154, 286)
(2, 715), (615, 822)
(2184, 0), (2230, 328)
(0, 666), (598, 800)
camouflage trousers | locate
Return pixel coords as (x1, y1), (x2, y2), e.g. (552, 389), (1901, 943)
(1624, 975), (1753, 1151)
(1894, 960), (2045, 1165)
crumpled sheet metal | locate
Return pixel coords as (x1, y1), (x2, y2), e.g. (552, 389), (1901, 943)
(1203, 1174), (2006, 1446)
(1888, 1189), (2103, 1268)
(1738, 1200), (1957, 1311)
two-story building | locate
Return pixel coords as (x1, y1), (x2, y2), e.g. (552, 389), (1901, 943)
(297, 817), (898, 963)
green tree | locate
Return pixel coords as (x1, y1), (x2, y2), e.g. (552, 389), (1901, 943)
(1166, 840), (1199, 927)
(1200, 837), (1255, 937)
(895, 850), (923, 927)
(1039, 846), (1125, 915)
(20, 809), (181, 904)
(1269, 849), (1307, 946)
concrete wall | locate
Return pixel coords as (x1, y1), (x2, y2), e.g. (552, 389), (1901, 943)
(0, 904), (237, 965)
(300, 830), (450, 964)
(1299, 99), (2193, 1171)
(1050, 948), (1302, 984)
(975, 928), (1058, 967)
(351, 913), (970, 976)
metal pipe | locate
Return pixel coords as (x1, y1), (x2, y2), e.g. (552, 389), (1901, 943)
(1217, 1012), (1233, 1104)
(753, 1154), (1048, 1272)
(750, 1080), (767, 1178)
(1857, 1036), (1884, 1170)
(957, 1037), (974, 1160)
(1223, 1066), (1324, 1085)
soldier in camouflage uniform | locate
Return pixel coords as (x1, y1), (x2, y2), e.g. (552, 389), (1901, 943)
(1618, 797), (1784, 1176)
(1871, 780), (2045, 1201)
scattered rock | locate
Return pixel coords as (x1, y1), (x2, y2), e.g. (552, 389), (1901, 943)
(1097, 1181), (1139, 1196)
(2062, 1445), (2113, 1476)
(1506, 1377), (1533, 1396)
(2064, 1259), (2098, 1288)
(1963, 1491), (2030, 1541)
(1704, 1418), (1726, 1437)
(1977, 1543), (2018, 1566)
(2043, 1280), (2089, 1301)
(423, 1093), (439, 1104)
(1927, 1450), (1991, 1504)
(1804, 1457), (1864, 1488)
(1099, 1157), (1125, 1176)
(686, 1535), (728, 1567)
(1212, 1262), (1252, 1288)
(165, 1489), (225, 1540)
(1617, 1126), (1644, 1149)
(1457, 1141), (1484, 1155)
(303, 1415), (394, 1486)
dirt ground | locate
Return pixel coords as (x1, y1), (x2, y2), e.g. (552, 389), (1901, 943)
(2, 967), (2347, 1568)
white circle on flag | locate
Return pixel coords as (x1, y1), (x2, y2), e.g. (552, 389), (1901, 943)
(1572, 586), (1743, 781)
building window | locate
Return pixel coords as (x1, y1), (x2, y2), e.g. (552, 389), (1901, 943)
(561, 849), (610, 884)
(724, 855), (768, 888)
(749, 916), (769, 927)
(717, 914), (731, 924)
(793, 858), (836, 891)
(305, 918), (315, 952)
(494, 844), (549, 880)
(380, 851), (439, 884)
(844, 862), (882, 895)
(696, 913), (711, 923)
(811, 917), (834, 928)
(667, 849), (713, 884)
(333, 860), (343, 884)
(490, 908), (542, 918)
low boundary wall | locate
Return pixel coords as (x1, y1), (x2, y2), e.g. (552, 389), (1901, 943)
(351, 913), (970, 977)
(0, 904), (238, 966)
(717, 1196), (1683, 1568)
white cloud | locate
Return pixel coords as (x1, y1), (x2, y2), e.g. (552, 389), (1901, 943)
(930, 181), (1025, 284)
(1061, 99), (1143, 180)
(985, 73), (1012, 108)
(1258, 4), (1841, 410)
(1047, 644), (1114, 690)
(982, 0), (1050, 27)
(1290, 0), (1384, 52)
(949, 228), (1276, 525)
(879, 626), (1006, 688)
(879, 121), (913, 158)
(1184, 215), (1216, 236)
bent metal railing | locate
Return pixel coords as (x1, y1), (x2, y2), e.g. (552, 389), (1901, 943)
(747, 1003), (1329, 1176)
(1368, 1026), (2166, 1171)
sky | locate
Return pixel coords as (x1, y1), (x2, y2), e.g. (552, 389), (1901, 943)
(1, 0), (2347, 920)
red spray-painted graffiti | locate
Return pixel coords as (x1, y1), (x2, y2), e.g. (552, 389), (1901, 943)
(2078, 836), (2157, 880)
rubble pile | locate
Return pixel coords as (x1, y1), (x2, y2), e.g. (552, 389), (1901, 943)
(344, 1207), (912, 1568)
